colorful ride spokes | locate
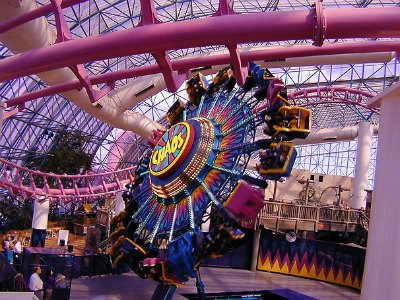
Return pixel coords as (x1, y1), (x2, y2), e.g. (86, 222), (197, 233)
(133, 89), (259, 243)
(109, 63), (310, 289)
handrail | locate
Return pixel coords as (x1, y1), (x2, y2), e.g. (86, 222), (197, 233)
(0, 157), (135, 202)
(260, 202), (369, 232)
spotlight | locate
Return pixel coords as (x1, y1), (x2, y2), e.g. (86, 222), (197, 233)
(285, 231), (297, 243)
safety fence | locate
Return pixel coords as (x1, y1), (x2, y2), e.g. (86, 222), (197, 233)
(260, 202), (369, 233)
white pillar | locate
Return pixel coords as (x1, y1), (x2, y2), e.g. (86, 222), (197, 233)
(361, 88), (400, 299)
(32, 196), (50, 229)
(114, 191), (125, 215)
(31, 196), (50, 247)
(352, 121), (372, 209)
(0, 101), (6, 131)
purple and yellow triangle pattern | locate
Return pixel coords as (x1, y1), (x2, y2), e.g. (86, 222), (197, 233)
(257, 234), (364, 290)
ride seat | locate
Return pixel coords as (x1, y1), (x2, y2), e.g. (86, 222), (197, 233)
(186, 73), (208, 106)
(166, 99), (185, 125)
(224, 181), (265, 220)
(265, 106), (312, 140)
(257, 142), (297, 180)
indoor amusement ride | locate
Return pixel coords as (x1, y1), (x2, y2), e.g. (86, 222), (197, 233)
(107, 63), (311, 297)
(1, 1), (399, 299)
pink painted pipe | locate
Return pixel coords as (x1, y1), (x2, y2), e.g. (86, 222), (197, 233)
(5, 40), (400, 107)
(0, 7), (399, 83)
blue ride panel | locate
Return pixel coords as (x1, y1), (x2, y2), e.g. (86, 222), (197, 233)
(168, 230), (203, 282)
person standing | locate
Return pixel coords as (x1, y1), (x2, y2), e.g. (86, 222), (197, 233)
(2, 234), (11, 251)
(13, 237), (23, 265)
(43, 268), (54, 300)
(54, 273), (68, 289)
(29, 266), (44, 300)
(5, 244), (13, 264)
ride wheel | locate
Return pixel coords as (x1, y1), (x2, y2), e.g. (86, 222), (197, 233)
(127, 85), (262, 252)
(109, 64), (308, 286)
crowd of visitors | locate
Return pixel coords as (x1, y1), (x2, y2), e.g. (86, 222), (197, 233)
(27, 265), (69, 300)
(1, 233), (27, 265)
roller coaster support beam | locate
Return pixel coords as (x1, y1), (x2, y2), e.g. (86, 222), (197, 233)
(195, 269), (206, 300)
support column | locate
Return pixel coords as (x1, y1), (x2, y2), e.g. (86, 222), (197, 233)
(109, 192), (126, 238)
(0, 101), (5, 131)
(250, 228), (261, 271)
(114, 191), (125, 215)
(352, 121), (372, 209)
(31, 196), (50, 247)
(361, 85), (400, 299)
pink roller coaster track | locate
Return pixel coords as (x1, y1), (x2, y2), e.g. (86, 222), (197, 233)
(289, 86), (378, 113)
(0, 157), (135, 203)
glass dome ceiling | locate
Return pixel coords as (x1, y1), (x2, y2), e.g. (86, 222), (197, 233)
(0, 0), (399, 174)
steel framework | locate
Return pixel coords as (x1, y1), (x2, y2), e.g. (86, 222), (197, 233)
(0, 0), (398, 200)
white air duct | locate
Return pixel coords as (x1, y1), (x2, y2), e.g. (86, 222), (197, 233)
(0, 0), (164, 138)
(293, 124), (379, 146)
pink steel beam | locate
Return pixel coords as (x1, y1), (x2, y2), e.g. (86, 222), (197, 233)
(1, 172), (131, 202)
(227, 45), (247, 86)
(139, 0), (161, 26)
(214, 0), (246, 84)
(152, 51), (186, 92)
(6, 64), (159, 107)
(292, 86), (375, 99)
(0, 7), (399, 83)
(289, 86), (375, 99)
(139, 0), (181, 92)
(215, 0), (235, 16)
(5, 40), (400, 108)
(313, 1), (325, 46)
(139, 0), (187, 92)
(51, 0), (115, 105)
(0, 157), (135, 203)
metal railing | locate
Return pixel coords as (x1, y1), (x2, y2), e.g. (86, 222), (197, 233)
(260, 202), (369, 233)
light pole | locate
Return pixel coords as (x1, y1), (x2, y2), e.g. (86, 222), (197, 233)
(272, 177), (285, 202)
(297, 178), (316, 205)
(335, 184), (350, 207)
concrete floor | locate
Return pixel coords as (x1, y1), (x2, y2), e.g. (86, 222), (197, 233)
(70, 267), (360, 300)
